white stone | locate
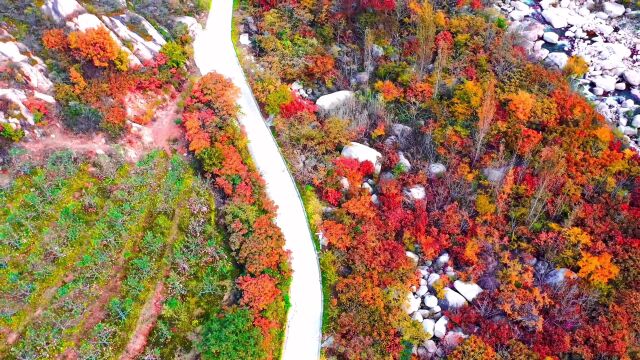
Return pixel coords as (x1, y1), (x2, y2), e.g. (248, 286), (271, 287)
(595, 11), (609, 19)
(416, 285), (429, 297)
(398, 152), (411, 170)
(533, 48), (550, 60)
(101, 15), (164, 62)
(316, 90), (354, 111)
(239, 33), (251, 46)
(41, 0), (85, 23)
(0, 42), (27, 63)
(620, 126), (637, 136)
(512, 1), (530, 11)
(615, 83), (627, 91)
(422, 319), (436, 337)
(175, 16), (203, 38)
(427, 273), (441, 286)
(405, 293), (421, 314)
(592, 87), (604, 96)
(412, 312), (424, 323)
(596, 24), (614, 37)
(434, 316), (448, 338)
(453, 280), (483, 302)
(341, 142), (382, 174)
(542, 8), (569, 28)
(603, 2), (625, 17)
(428, 163), (446, 177)
(631, 115), (640, 128)
(435, 253), (450, 267)
(592, 76), (617, 92)
(432, 305), (441, 313)
(340, 177), (350, 190)
(624, 70), (640, 86)
(362, 182), (373, 193)
(407, 185), (426, 201)
(444, 288), (468, 308)
(425, 340), (437, 353)
(546, 52), (569, 69)
(577, 7), (590, 16)
(543, 32), (559, 44)
(424, 295), (438, 308)
(509, 9), (530, 21)
(406, 251), (420, 263)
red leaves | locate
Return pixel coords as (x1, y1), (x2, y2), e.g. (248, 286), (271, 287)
(361, 0), (396, 11)
(237, 274), (281, 312)
(279, 94), (317, 119)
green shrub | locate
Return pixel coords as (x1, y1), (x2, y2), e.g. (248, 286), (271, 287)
(160, 41), (188, 68)
(198, 310), (265, 360)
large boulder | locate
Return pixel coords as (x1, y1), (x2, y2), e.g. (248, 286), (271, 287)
(428, 163), (447, 177)
(101, 13), (166, 62)
(405, 293), (421, 314)
(422, 319), (436, 338)
(483, 167), (508, 183)
(603, 2), (626, 17)
(444, 288), (467, 308)
(624, 70), (640, 86)
(406, 185), (426, 201)
(175, 16), (203, 39)
(434, 316), (448, 338)
(453, 280), (483, 302)
(542, 8), (569, 28)
(592, 76), (617, 92)
(316, 90), (354, 111)
(42, 0), (85, 23)
(546, 52), (569, 69)
(341, 142), (382, 174)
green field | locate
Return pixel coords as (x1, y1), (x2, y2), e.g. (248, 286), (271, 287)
(0, 151), (235, 359)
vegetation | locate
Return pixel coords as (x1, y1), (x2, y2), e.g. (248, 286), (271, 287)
(238, 0), (640, 358)
(0, 151), (239, 358)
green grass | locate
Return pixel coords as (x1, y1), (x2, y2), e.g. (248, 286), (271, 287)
(0, 151), (235, 359)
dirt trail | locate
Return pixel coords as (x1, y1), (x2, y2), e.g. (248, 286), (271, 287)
(118, 206), (182, 360)
(20, 98), (184, 162)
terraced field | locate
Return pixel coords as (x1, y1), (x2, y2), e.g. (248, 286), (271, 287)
(0, 151), (235, 359)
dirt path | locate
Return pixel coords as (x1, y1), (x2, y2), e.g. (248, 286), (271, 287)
(118, 206), (182, 360)
(20, 98), (185, 163)
(194, 3), (322, 359)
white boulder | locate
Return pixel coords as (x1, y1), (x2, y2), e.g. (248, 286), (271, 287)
(624, 70), (640, 86)
(239, 33), (251, 46)
(546, 52), (569, 69)
(428, 163), (447, 177)
(543, 32), (559, 44)
(316, 90), (354, 111)
(542, 8), (569, 28)
(406, 251), (419, 263)
(444, 288), (468, 308)
(175, 16), (203, 38)
(434, 316), (448, 338)
(416, 285), (429, 297)
(422, 319), (436, 337)
(424, 295), (438, 308)
(435, 253), (450, 267)
(592, 76), (617, 92)
(41, 0), (85, 23)
(341, 142), (382, 174)
(406, 185), (426, 201)
(603, 2), (626, 17)
(453, 280), (483, 302)
(405, 293), (421, 314)
(427, 273), (440, 286)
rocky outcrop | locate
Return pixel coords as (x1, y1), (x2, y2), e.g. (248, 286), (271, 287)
(41, 0), (167, 66)
(497, 0), (640, 149)
(408, 253), (483, 357)
(0, 29), (54, 137)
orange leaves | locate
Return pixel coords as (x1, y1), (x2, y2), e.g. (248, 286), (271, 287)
(42, 29), (68, 51)
(504, 90), (535, 121)
(237, 274), (281, 312)
(69, 67), (87, 94)
(68, 26), (120, 68)
(182, 112), (211, 154)
(577, 252), (620, 285)
(374, 80), (403, 102)
(321, 220), (352, 250)
(342, 194), (376, 220)
(190, 72), (240, 119)
(306, 54), (335, 81)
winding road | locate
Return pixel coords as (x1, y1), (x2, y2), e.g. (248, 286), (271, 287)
(193, 2), (322, 359)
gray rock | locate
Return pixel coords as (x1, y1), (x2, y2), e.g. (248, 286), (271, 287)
(603, 2), (626, 17)
(543, 32), (559, 44)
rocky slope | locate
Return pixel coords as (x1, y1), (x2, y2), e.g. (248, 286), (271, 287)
(500, 0), (640, 148)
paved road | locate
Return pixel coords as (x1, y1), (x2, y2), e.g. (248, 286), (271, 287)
(193, 2), (322, 359)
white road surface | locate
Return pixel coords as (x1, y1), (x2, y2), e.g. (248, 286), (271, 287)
(193, 2), (322, 359)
